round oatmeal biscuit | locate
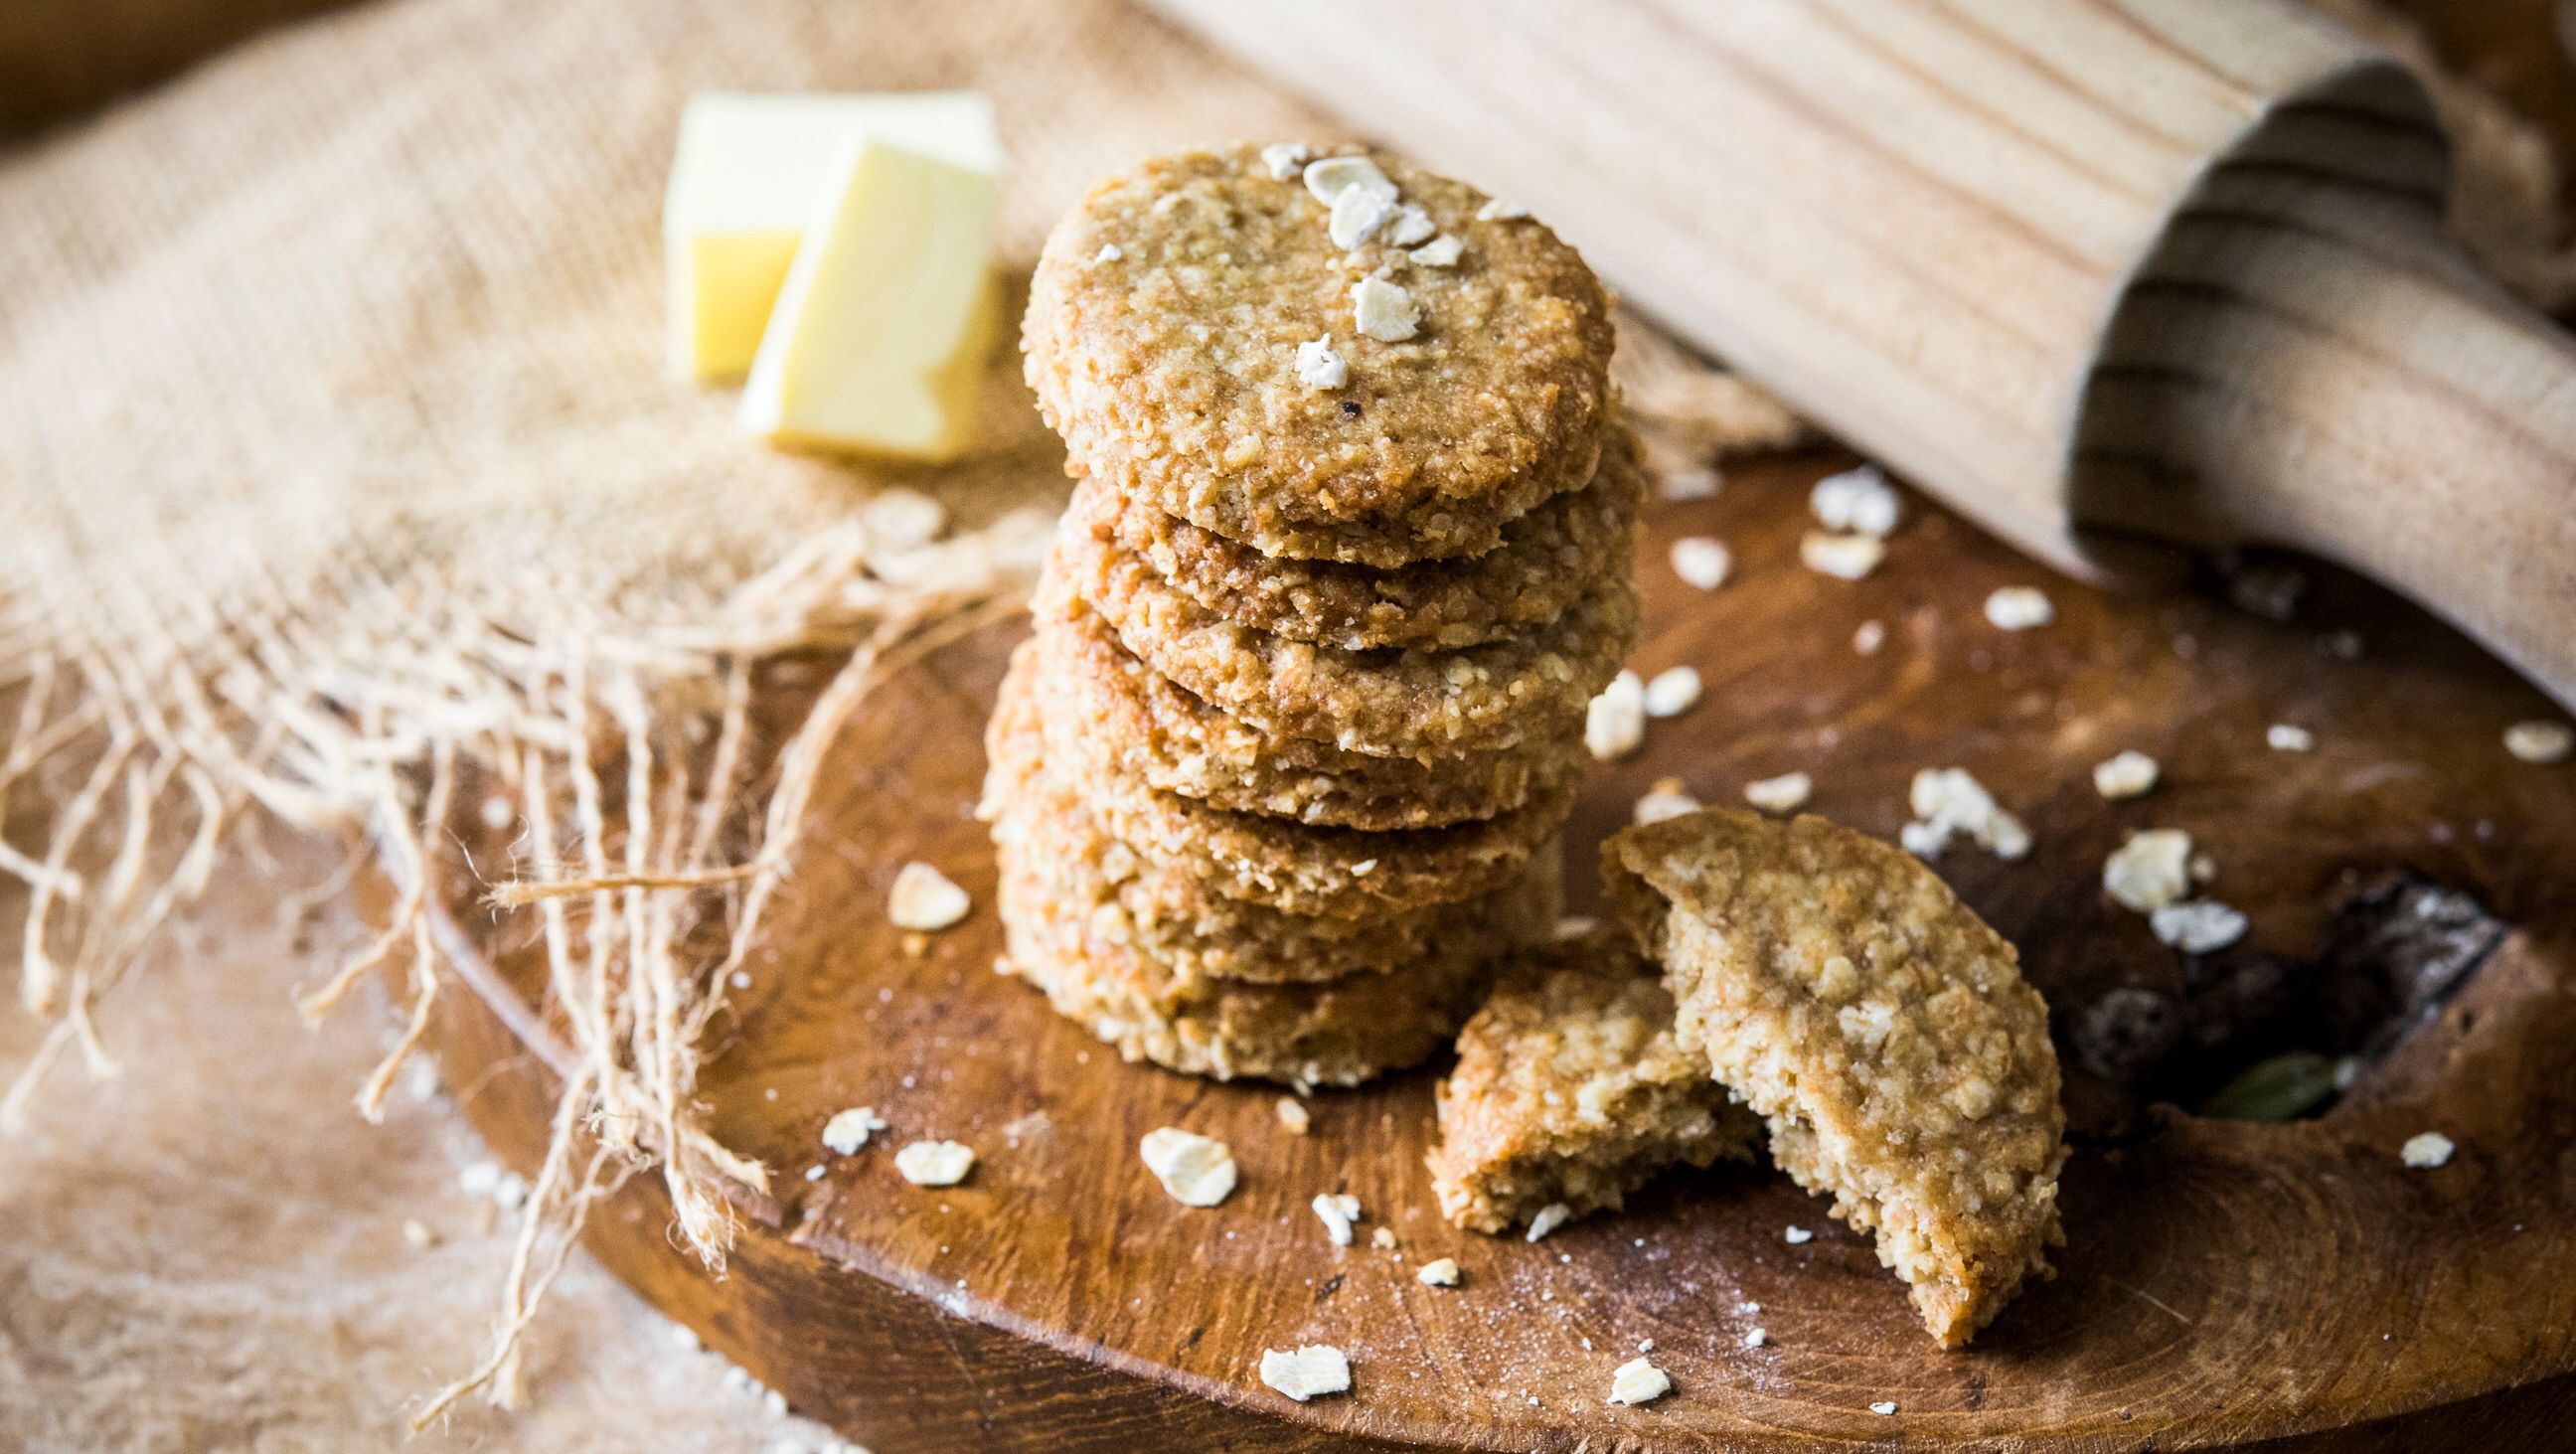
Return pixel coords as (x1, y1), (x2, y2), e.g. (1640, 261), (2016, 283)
(1056, 525), (1638, 759)
(992, 734), (1562, 985)
(988, 641), (1569, 918)
(996, 836), (1515, 1087)
(1024, 143), (1618, 565)
(1030, 577), (1576, 829)
(1076, 421), (1645, 650)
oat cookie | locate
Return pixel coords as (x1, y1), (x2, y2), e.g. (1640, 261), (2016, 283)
(1024, 143), (1617, 565)
(1031, 578), (1569, 829)
(1057, 526), (1636, 759)
(1078, 423), (1645, 651)
(987, 693), (1561, 984)
(1604, 808), (2067, 1347)
(997, 825), (1518, 1087)
(1429, 930), (1761, 1236)
(991, 644), (1567, 917)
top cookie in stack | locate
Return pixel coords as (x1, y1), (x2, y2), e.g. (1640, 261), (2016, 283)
(986, 142), (1636, 1087)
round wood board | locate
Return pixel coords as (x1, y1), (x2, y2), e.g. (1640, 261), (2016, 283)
(411, 450), (2576, 1451)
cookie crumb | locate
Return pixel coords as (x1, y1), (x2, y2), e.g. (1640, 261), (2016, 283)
(1634, 778), (1701, 826)
(2150, 900), (2249, 953)
(1313, 1192), (1363, 1246)
(1525, 1203), (1573, 1242)
(1371, 1225), (1399, 1250)
(1606, 1358), (1672, 1406)
(1902, 767), (2029, 861)
(1660, 465), (1721, 500)
(1784, 1224), (1813, 1244)
(1141, 1127), (1237, 1207)
(1275, 1097), (1311, 1135)
(1800, 531), (1885, 580)
(1259, 1345), (1352, 1401)
(1351, 275), (1420, 342)
(1409, 234), (1464, 267)
(2093, 749), (2160, 799)
(1586, 670), (1646, 760)
(1476, 198), (1530, 221)
(1811, 464), (1900, 535)
(1417, 1257), (1462, 1287)
(1852, 619), (1887, 655)
(1744, 771), (1813, 815)
(1671, 537), (1731, 590)
(1984, 585), (2054, 630)
(1742, 1327), (1768, 1348)
(1643, 666), (1702, 718)
(1294, 337), (1348, 390)
(1869, 1400), (1899, 1416)
(2267, 724), (2316, 753)
(2103, 829), (2195, 913)
(2504, 721), (2573, 764)
(887, 862), (970, 931)
(893, 1140), (975, 1187)
(822, 1106), (889, 1155)
(2401, 1131), (2456, 1169)
(1260, 141), (1311, 180)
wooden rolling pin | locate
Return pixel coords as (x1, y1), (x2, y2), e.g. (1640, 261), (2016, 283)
(1149, 0), (2576, 711)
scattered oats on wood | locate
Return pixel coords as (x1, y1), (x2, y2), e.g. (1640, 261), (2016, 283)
(2150, 900), (2249, 954)
(1371, 1226), (1398, 1250)
(1417, 1257), (1461, 1287)
(2402, 1131), (2457, 1169)
(1606, 1358), (1672, 1406)
(402, 1218), (436, 1249)
(2504, 721), (2573, 763)
(1742, 1327), (1768, 1349)
(892, 1140), (975, 1187)
(1260, 141), (1312, 180)
(1670, 536), (1731, 590)
(2267, 724), (2316, 752)
(1800, 531), (1885, 580)
(1869, 1400), (1900, 1416)
(1743, 771), (1813, 815)
(1736, 1300), (1761, 1315)
(1140, 1127), (1238, 1207)
(1476, 197), (1529, 221)
(887, 862), (970, 931)
(2103, 829), (2196, 913)
(1313, 1192), (1363, 1246)
(1852, 619), (1887, 655)
(2094, 749), (2160, 799)
(821, 1105), (889, 1155)
(1984, 585), (2054, 630)
(1259, 1346), (1352, 1401)
(1294, 337), (1348, 390)
(1351, 275), (1420, 342)
(1302, 154), (1388, 205)
(1659, 465), (1721, 501)
(1784, 1224), (1813, 1244)
(1634, 779), (1701, 826)
(1811, 464), (1901, 536)
(1408, 233), (1464, 267)
(1643, 666), (1702, 718)
(1525, 1203), (1573, 1242)
(1902, 767), (2029, 860)
(1275, 1097), (1311, 1136)
(802, 1165), (826, 1183)
(1586, 670), (1647, 761)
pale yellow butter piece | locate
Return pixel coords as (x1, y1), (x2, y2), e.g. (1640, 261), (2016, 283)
(663, 91), (999, 382)
(737, 134), (1002, 462)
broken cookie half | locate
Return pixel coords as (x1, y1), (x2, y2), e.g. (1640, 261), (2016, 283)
(1603, 808), (2066, 1347)
(1429, 929), (1761, 1236)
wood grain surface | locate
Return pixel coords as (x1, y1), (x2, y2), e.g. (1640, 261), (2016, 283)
(415, 449), (2576, 1451)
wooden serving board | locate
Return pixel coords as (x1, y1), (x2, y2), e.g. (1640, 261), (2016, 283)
(411, 448), (2576, 1452)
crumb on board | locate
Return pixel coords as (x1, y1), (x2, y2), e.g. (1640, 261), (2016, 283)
(822, 1106), (889, 1155)
(1900, 767), (2029, 861)
(887, 862), (971, 931)
(1259, 1345), (1351, 1401)
(2504, 721), (2572, 763)
(1671, 537), (1731, 590)
(2402, 1131), (2456, 1169)
(1313, 1192), (1362, 1246)
(1635, 777), (1701, 826)
(1526, 1203), (1573, 1242)
(2267, 724), (2316, 753)
(1743, 771), (1813, 815)
(2150, 899), (2249, 954)
(1852, 619), (1887, 655)
(1811, 464), (1900, 536)
(1417, 1257), (1462, 1287)
(2094, 749), (2160, 799)
(1275, 1097), (1311, 1135)
(2103, 829), (2195, 913)
(892, 1140), (975, 1187)
(1606, 1358), (1672, 1405)
(1141, 1127), (1237, 1207)
(1784, 1224), (1813, 1244)
(1984, 585), (2053, 630)
(1586, 670), (1646, 760)
(1643, 665), (1701, 718)
(1800, 530), (1884, 580)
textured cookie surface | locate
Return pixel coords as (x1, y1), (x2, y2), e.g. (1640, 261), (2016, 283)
(1024, 143), (1617, 565)
(985, 662), (1561, 984)
(1604, 809), (2067, 1348)
(1030, 574), (1569, 829)
(1057, 525), (1635, 759)
(1080, 421), (1644, 651)
(1430, 930), (1761, 1236)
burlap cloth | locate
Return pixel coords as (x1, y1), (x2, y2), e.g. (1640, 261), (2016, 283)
(0, 0), (2562, 1449)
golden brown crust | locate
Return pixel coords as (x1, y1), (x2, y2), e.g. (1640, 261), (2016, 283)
(1023, 143), (1618, 565)
(1429, 931), (1761, 1236)
(1077, 423), (1644, 651)
(1056, 523), (1635, 759)
(1603, 809), (2067, 1348)
(1029, 575), (1570, 830)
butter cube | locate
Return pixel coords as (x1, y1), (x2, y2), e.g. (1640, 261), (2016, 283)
(737, 135), (1002, 461)
(664, 91), (1000, 382)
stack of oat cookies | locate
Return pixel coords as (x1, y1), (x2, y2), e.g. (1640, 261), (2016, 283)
(984, 142), (1636, 1086)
